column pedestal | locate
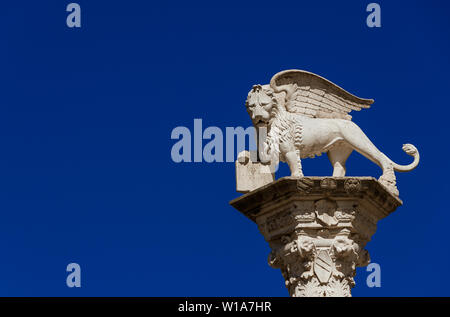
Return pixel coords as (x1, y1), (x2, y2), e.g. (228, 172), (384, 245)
(230, 177), (402, 297)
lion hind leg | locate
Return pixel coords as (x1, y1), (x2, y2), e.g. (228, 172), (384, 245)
(338, 122), (400, 195)
(378, 156), (399, 196)
(327, 144), (353, 177)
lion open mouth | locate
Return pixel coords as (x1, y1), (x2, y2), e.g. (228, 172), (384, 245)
(255, 119), (268, 127)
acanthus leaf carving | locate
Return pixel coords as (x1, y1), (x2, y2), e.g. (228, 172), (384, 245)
(230, 177), (404, 297)
(263, 202), (372, 297)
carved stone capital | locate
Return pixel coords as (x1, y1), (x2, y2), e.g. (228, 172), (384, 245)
(230, 177), (402, 297)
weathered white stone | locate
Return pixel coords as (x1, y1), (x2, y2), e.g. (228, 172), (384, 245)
(231, 70), (419, 297)
(230, 177), (402, 297)
(236, 151), (274, 193)
(245, 69), (420, 196)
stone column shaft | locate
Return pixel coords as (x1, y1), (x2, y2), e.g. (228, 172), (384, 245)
(230, 177), (402, 297)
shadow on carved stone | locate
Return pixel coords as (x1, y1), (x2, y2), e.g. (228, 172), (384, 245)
(230, 177), (401, 297)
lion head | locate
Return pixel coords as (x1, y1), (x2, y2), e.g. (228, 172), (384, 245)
(245, 84), (275, 127)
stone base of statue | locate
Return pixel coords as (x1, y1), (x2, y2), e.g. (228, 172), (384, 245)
(230, 177), (402, 297)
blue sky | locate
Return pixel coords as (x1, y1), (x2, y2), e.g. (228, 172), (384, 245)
(0, 0), (449, 296)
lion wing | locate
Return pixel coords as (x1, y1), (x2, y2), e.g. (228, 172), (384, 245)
(269, 70), (374, 120)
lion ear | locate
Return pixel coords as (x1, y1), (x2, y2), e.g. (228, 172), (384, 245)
(252, 84), (262, 91)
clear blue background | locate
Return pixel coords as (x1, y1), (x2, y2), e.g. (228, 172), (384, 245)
(0, 0), (449, 296)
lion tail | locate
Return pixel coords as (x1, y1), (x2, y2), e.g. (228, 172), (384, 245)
(389, 144), (420, 172)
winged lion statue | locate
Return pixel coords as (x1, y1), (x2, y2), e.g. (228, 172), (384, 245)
(245, 69), (419, 196)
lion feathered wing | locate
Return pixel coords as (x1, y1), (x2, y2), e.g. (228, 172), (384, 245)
(269, 70), (374, 120)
